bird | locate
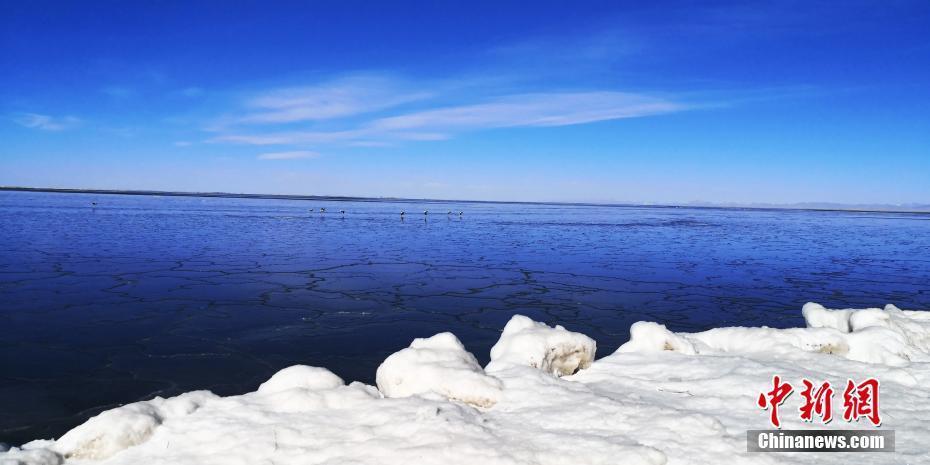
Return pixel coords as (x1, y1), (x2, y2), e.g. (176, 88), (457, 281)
(340, 210), (345, 214)
(400, 211), (405, 216)
(91, 202), (97, 207)
(320, 208), (326, 213)
(447, 211), (452, 215)
(458, 211), (463, 216)
(423, 210), (429, 215)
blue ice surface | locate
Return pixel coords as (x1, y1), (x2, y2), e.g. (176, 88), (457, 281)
(1, 190), (929, 444)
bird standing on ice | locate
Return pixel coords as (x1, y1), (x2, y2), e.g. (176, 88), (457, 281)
(423, 210), (429, 215)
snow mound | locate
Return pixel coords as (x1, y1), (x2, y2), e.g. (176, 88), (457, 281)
(257, 365), (344, 394)
(3, 303), (930, 465)
(376, 332), (503, 407)
(486, 315), (596, 376)
(802, 302), (856, 332)
(49, 391), (216, 460)
(803, 302), (930, 352)
(615, 321), (696, 355)
(0, 447), (62, 465)
(617, 303), (930, 366)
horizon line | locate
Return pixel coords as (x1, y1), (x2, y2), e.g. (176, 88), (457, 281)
(2, 185), (928, 215)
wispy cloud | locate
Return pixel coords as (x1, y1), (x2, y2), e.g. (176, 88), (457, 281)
(486, 30), (640, 73)
(13, 113), (81, 131)
(370, 92), (682, 131)
(219, 130), (364, 145)
(204, 34), (691, 150)
(177, 87), (204, 98)
(236, 75), (432, 124)
(101, 86), (135, 98)
(257, 150), (320, 160)
(212, 91), (684, 146)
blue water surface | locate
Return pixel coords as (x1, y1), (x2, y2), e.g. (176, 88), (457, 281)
(1, 191), (929, 445)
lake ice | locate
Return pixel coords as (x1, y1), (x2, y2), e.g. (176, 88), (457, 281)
(1, 191), (928, 456)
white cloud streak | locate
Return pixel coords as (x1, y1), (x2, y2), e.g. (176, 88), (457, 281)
(238, 76), (432, 124)
(178, 87), (204, 97)
(101, 86), (135, 98)
(13, 113), (81, 131)
(369, 92), (682, 131)
(257, 150), (320, 160)
(214, 91), (684, 146)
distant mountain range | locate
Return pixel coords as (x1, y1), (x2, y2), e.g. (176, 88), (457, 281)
(678, 200), (930, 213)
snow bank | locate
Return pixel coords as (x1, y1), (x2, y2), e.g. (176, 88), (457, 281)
(486, 315), (597, 376)
(616, 302), (930, 367)
(3, 303), (930, 465)
(50, 391), (217, 461)
(0, 448), (62, 465)
(803, 302), (930, 352)
(376, 332), (503, 407)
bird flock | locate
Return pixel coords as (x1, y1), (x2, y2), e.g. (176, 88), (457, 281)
(88, 201), (463, 219)
(312, 208), (463, 217)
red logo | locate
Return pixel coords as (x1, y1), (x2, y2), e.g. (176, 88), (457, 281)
(799, 379), (834, 424)
(842, 378), (881, 426)
(758, 377), (880, 428)
(757, 375), (793, 428)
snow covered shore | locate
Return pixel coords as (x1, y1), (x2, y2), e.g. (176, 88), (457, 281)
(3, 303), (929, 465)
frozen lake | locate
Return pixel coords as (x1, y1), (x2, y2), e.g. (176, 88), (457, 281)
(1, 190), (929, 445)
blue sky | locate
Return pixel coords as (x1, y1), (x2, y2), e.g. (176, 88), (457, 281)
(2, 1), (929, 204)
